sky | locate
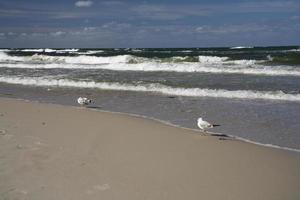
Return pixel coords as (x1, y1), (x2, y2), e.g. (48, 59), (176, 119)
(0, 0), (299, 48)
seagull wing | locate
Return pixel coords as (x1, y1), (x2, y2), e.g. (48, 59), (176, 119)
(201, 120), (212, 128)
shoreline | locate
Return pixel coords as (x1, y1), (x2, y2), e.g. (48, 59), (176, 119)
(86, 105), (300, 153)
(1, 97), (300, 199)
(3, 96), (300, 153)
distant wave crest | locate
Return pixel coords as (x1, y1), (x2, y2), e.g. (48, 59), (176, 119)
(230, 46), (254, 49)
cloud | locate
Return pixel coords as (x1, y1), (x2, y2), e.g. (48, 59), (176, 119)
(194, 24), (270, 34)
(101, 22), (132, 30)
(75, 0), (93, 8)
(7, 32), (16, 36)
(50, 31), (66, 37)
(101, 1), (124, 6)
(132, 4), (209, 20)
(0, 33), (5, 39)
(291, 15), (300, 20)
(237, 1), (300, 12)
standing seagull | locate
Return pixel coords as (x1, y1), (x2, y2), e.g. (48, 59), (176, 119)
(197, 117), (220, 132)
(77, 97), (93, 106)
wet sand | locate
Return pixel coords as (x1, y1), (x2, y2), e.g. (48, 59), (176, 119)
(0, 97), (299, 200)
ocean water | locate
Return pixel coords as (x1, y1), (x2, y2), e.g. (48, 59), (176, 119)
(0, 46), (300, 150)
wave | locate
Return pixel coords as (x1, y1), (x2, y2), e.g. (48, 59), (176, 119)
(44, 48), (79, 53)
(20, 49), (44, 52)
(0, 76), (300, 101)
(0, 52), (133, 64)
(1, 62), (299, 76)
(286, 48), (300, 52)
(230, 46), (254, 49)
(1, 52), (299, 76)
(198, 56), (228, 63)
(197, 56), (259, 65)
(0, 52), (261, 65)
(18, 49), (102, 55)
(0, 52), (24, 62)
(267, 54), (300, 65)
(12, 48), (80, 53)
(79, 50), (105, 55)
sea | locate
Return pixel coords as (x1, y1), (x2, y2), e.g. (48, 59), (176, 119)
(0, 46), (300, 151)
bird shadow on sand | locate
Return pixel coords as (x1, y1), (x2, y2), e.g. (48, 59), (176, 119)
(210, 133), (229, 137)
(209, 133), (234, 141)
(86, 105), (102, 109)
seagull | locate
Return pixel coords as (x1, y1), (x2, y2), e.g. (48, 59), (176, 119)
(197, 117), (220, 132)
(77, 97), (93, 106)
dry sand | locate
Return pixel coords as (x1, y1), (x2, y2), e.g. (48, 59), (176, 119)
(0, 97), (299, 200)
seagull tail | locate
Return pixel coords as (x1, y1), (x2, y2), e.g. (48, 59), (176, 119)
(212, 124), (221, 127)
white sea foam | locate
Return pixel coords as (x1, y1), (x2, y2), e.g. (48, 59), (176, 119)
(56, 49), (79, 53)
(44, 48), (57, 53)
(198, 56), (260, 66)
(0, 52), (24, 62)
(130, 49), (143, 52)
(0, 52), (260, 66)
(64, 54), (133, 64)
(1, 62), (299, 76)
(286, 48), (300, 52)
(17, 48), (79, 53)
(0, 52), (133, 64)
(78, 50), (104, 54)
(0, 49), (12, 52)
(0, 52), (299, 76)
(230, 46), (254, 49)
(198, 56), (229, 63)
(0, 76), (300, 101)
(178, 50), (193, 53)
(20, 49), (44, 52)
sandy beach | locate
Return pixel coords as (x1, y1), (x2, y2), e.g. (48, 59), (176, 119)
(0, 97), (300, 200)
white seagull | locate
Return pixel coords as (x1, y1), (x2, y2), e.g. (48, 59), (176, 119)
(197, 117), (220, 132)
(77, 97), (93, 106)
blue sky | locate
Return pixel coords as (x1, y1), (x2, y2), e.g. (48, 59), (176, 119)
(0, 0), (299, 48)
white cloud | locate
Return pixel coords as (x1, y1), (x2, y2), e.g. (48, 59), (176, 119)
(84, 27), (97, 31)
(195, 27), (204, 32)
(132, 4), (209, 20)
(50, 31), (66, 37)
(7, 32), (16, 36)
(101, 1), (123, 6)
(101, 22), (132, 30)
(195, 24), (271, 34)
(291, 15), (300, 20)
(75, 0), (93, 8)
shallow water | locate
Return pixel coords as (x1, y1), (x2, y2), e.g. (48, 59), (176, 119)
(1, 83), (299, 151)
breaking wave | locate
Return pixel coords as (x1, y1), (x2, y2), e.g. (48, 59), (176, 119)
(0, 62), (299, 77)
(230, 46), (254, 49)
(0, 52), (258, 65)
(286, 48), (300, 52)
(0, 76), (300, 101)
(0, 52), (133, 64)
(0, 52), (299, 76)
